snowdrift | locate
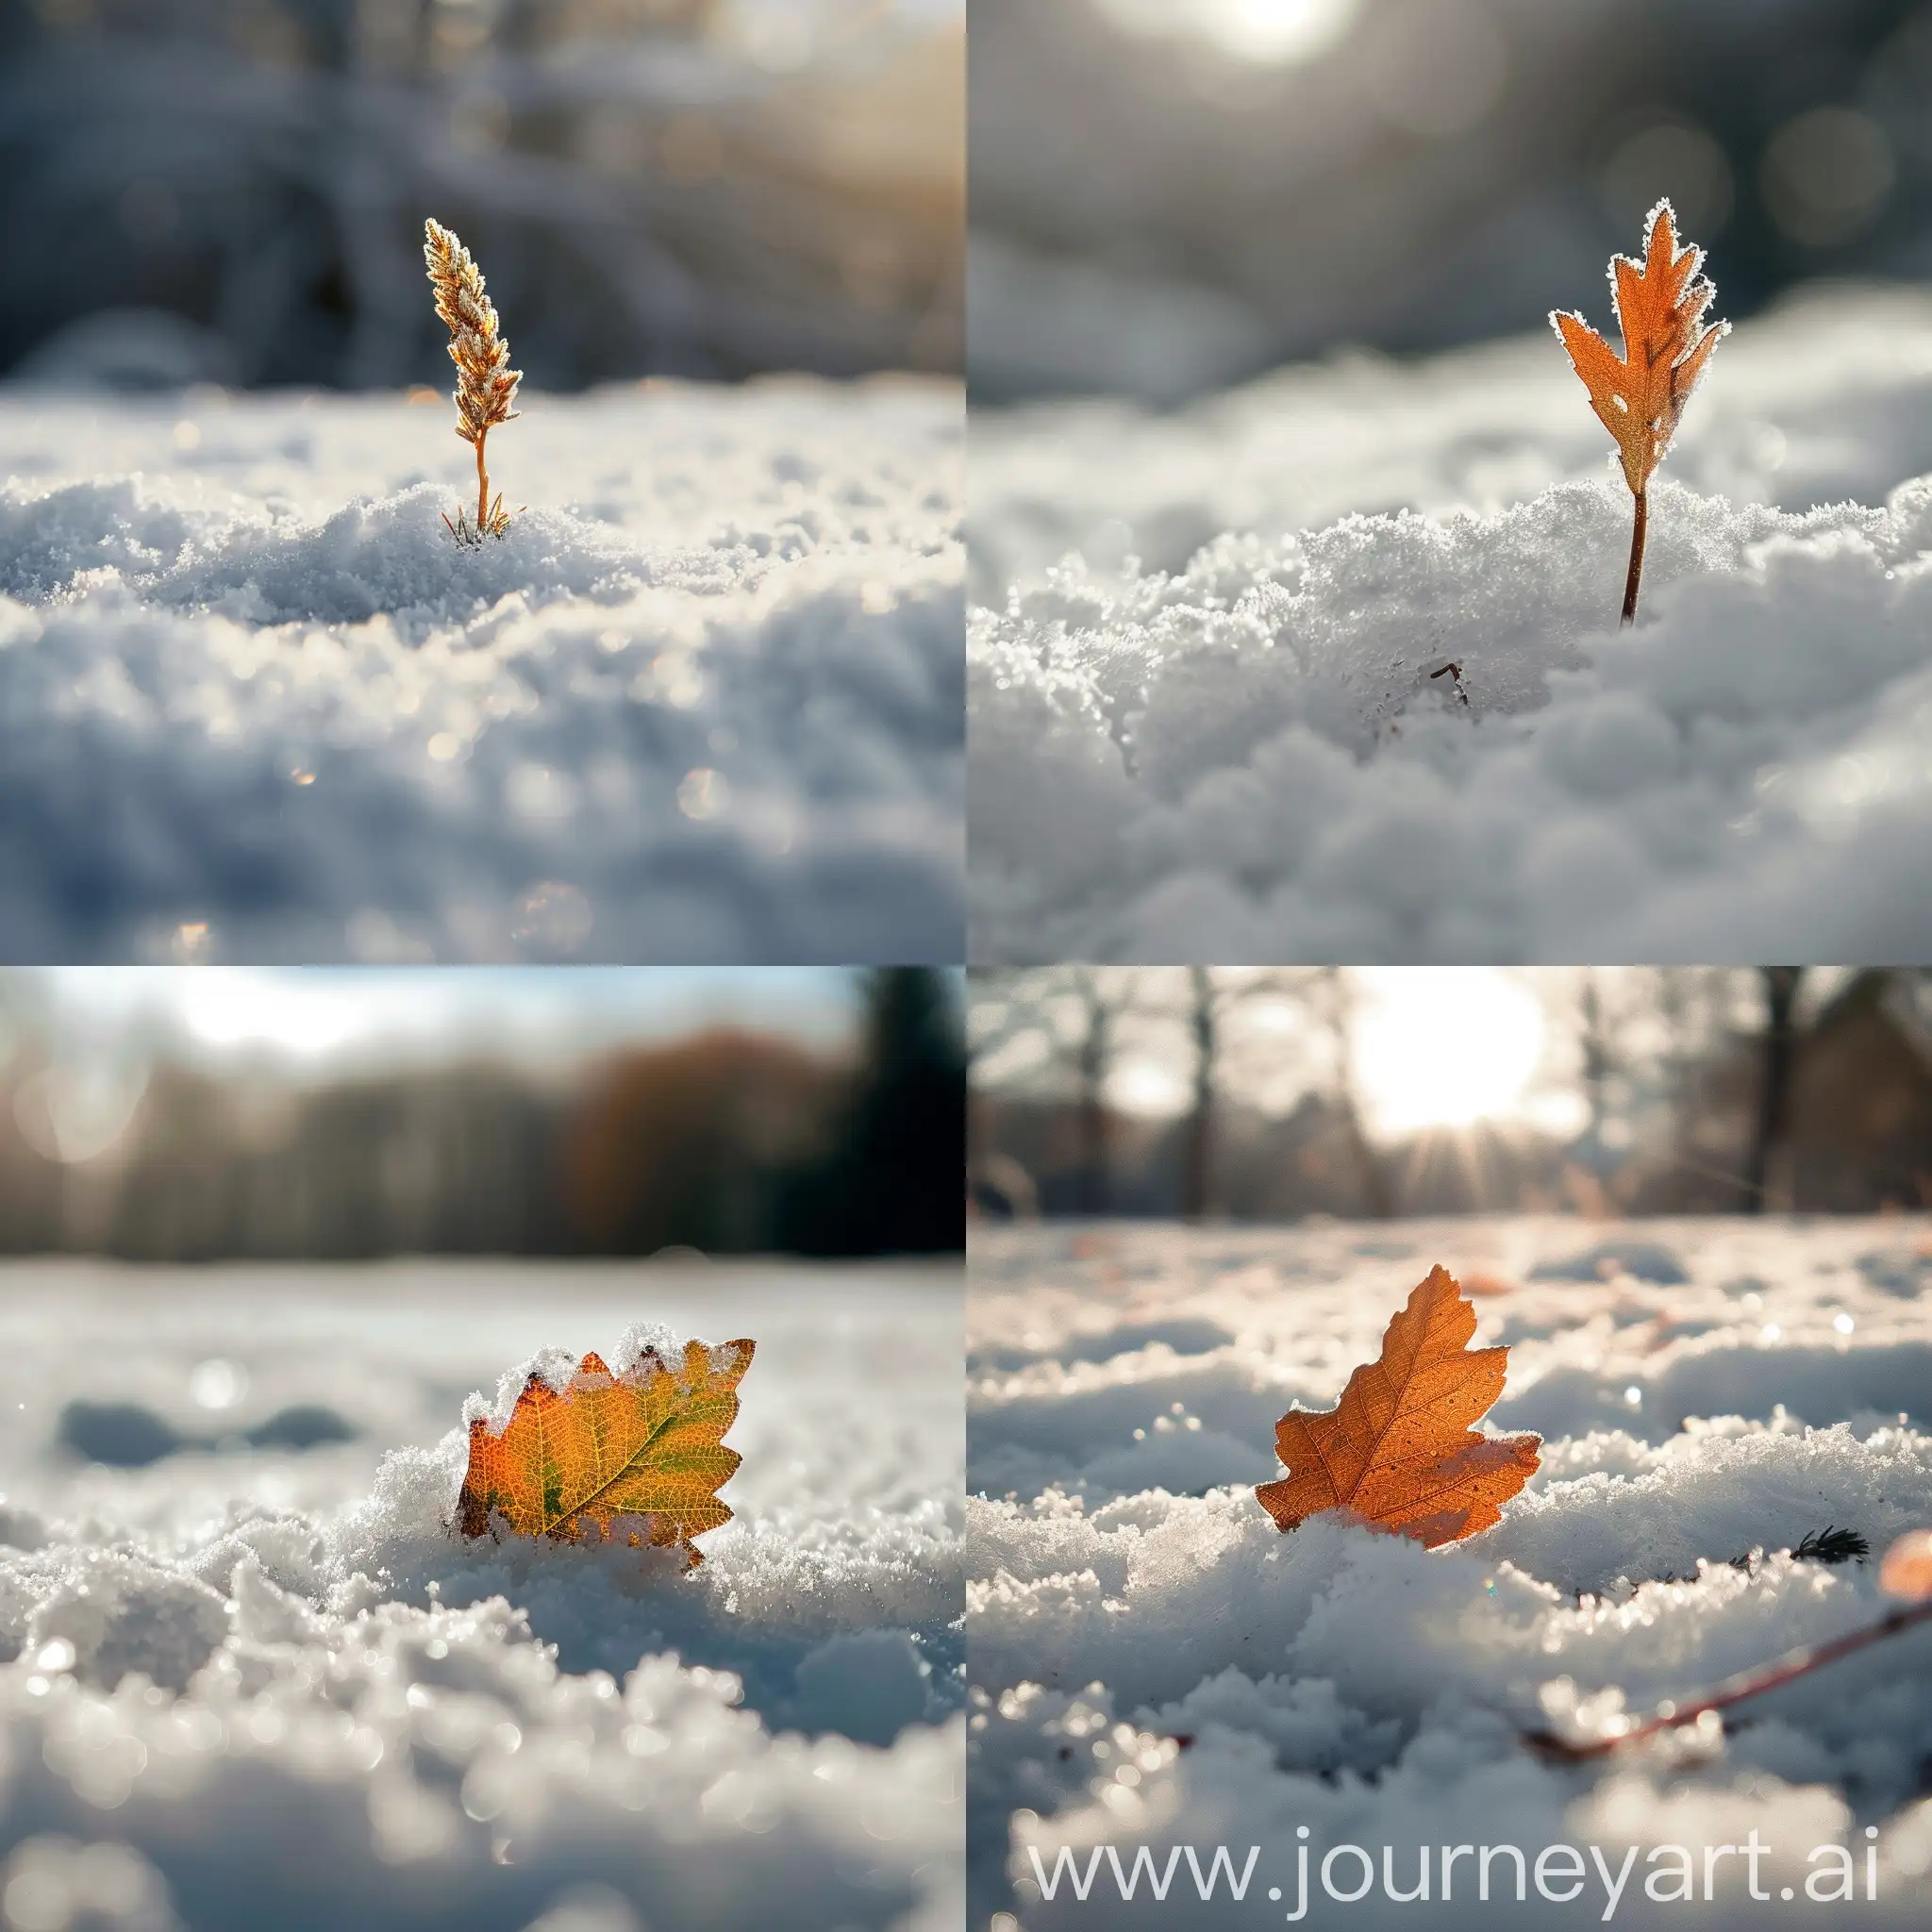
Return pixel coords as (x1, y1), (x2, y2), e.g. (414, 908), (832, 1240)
(969, 289), (1932, 962)
(0, 1259), (964, 1930)
(967, 1219), (1932, 1927)
(0, 378), (962, 962)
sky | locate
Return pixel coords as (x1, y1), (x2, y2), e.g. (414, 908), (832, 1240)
(7, 969), (864, 1081)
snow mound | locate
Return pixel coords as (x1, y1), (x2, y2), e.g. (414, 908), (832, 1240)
(1530, 1239), (1690, 1285)
(969, 289), (1932, 963)
(968, 1218), (1932, 1926)
(143, 491), (692, 626)
(0, 1258), (964, 1930)
(0, 1590), (963, 1931)
(971, 475), (1932, 961)
(0, 379), (962, 962)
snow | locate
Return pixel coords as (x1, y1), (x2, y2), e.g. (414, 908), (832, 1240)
(0, 377), (962, 963)
(968, 287), (1932, 962)
(967, 1218), (1932, 1926)
(0, 1258), (963, 1930)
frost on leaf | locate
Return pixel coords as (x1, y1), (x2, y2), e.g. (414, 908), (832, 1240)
(1256, 1264), (1540, 1549)
(1550, 198), (1727, 501)
(457, 1337), (754, 1568)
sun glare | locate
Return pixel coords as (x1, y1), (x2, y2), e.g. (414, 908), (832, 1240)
(171, 972), (384, 1058)
(1111, 1058), (1189, 1117)
(1207, 0), (1357, 63)
(45, 969), (455, 1064)
(1352, 969), (1545, 1137)
(1096, 0), (1357, 67)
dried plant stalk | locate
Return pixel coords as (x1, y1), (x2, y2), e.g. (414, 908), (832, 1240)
(1525, 1598), (1932, 1762)
(423, 218), (522, 543)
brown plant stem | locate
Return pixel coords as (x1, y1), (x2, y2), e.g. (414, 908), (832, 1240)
(1524, 1598), (1932, 1762)
(1622, 489), (1647, 627)
(476, 432), (490, 535)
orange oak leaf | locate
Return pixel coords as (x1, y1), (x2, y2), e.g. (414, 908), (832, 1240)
(1551, 199), (1727, 625)
(458, 1336), (754, 1568)
(1256, 1264), (1539, 1549)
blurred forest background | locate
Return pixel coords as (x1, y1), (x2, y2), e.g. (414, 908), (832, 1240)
(0, 0), (961, 390)
(970, 966), (1932, 1222)
(0, 966), (963, 1257)
(972, 0), (1932, 400)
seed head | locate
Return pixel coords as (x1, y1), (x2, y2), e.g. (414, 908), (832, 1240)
(424, 218), (522, 447)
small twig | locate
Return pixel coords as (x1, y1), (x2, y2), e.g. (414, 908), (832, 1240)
(1524, 1599), (1932, 1762)
(1793, 1525), (1869, 1566)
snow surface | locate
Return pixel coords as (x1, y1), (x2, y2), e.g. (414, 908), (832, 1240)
(968, 287), (1932, 962)
(968, 1218), (1932, 1926)
(0, 377), (962, 963)
(0, 1258), (963, 1930)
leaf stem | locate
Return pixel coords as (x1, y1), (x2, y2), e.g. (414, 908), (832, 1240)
(1524, 1597), (1932, 1762)
(1622, 489), (1647, 627)
(475, 430), (490, 536)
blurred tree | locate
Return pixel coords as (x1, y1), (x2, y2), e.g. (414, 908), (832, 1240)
(970, 965), (1390, 1222)
(101, 1059), (572, 1258)
(0, 976), (966, 1259)
(1180, 966), (1215, 1223)
(564, 1027), (836, 1254)
(1579, 970), (1611, 1157)
(1630, 965), (1756, 1211)
(783, 967), (964, 1254)
(1790, 969), (1932, 1209)
(1066, 974), (1117, 1215)
(0, 0), (960, 386)
(1313, 966), (1392, 1220)
(1177, 967), (1371, 1221)
(1744, 966), (1807, 1214)
(971, 967), (1932, 1223)
(0, 973), (64, 1250)
(967, 966), (1144, 1215)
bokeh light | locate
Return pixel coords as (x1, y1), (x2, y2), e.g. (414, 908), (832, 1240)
(1094, 0), (1358, 66)
(1761, 107), (1895, 248)
(1599, 122), (1735, 239)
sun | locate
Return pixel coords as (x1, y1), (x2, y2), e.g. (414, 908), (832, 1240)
(1111, 1057), (1189, 1116)
(1201, 0), (1357, 63)
(1095, 0), (1357, 66)
(1351, 969), (1546, 1137)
